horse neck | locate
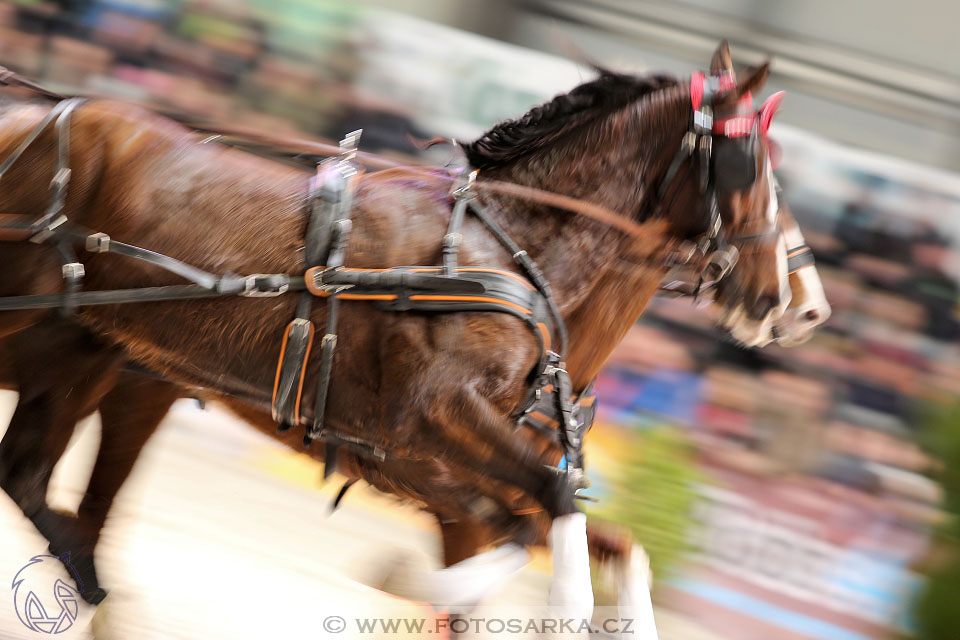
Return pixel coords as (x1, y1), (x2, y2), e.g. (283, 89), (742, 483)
(480, 91), (687, 388)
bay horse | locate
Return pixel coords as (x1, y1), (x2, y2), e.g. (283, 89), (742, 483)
(0, 43), (794, 621)
(0, 194), (828, 609)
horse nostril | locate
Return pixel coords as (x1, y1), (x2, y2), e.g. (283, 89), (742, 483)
(804, 310), (820, 322)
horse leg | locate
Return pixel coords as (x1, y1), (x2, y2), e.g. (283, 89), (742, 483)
(66, 373), (179, 604)
(0, 322), (124, 517)
(391, 510), (528, 611)
(0, 320), (126, 603)
(350, 453), (536, 608)
(420, 383), (592, 617)
(611, 544), (658, 639)
(588, 527), (659, 639)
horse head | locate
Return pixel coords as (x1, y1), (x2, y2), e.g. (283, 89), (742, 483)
(678, 42), (791, 347)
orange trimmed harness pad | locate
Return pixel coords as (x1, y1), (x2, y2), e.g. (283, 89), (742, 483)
(303, 265), (555, 362)
(272, 149), (589, 493)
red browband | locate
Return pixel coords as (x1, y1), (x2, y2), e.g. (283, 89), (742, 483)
(690, 72), (785, 139)
(689, 71), (785, 168)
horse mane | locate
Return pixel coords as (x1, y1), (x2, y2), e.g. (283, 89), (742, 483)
(463, 70), (678, 170)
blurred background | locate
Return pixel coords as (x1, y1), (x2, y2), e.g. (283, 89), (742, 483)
(0, 1), (958, 639)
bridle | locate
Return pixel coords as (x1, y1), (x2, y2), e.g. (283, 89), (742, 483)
(651, 71), (781, 295)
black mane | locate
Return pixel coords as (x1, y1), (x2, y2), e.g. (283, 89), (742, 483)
(463, 71), (677, 170)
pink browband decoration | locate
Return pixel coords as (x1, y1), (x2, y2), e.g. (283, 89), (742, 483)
(690, 71), (705, 112)
(690, 71), (786, 140)
(689, 72), (786, 168)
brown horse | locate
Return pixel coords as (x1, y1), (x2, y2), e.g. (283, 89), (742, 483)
(0, 196), (827, 609)
(0, 43), (789, 619)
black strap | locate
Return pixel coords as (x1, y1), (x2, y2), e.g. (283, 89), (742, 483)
(275, 165), (347, 429)
(30, 99), (82, 242)
(275, 131), (362, 431)
(552, 367), (588, 489)
(468, 200), (567, 358)
(442, 170), (476, 275)
(0, 279), (306, 311)
(317, 269), (486, 293)
(332, 479), (358, 510)
(302, 137), (361, 445)
(305, 218), (351, 445)
(787, 244), (815, 273)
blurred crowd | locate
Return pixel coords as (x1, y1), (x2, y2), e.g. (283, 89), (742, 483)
(1, 1), (957, 638)
(599, 154), (959, 635)
(0, 0), (430, 153)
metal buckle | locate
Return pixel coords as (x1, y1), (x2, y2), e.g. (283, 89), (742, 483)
(693, 105), (713, 132)
(705, 245), (740, 281)
(443, 232), (463, 248)
(451, 169), (478, 198)
(50, 167), (71, 191)
(336, 129), (362, 178)
(85, 232), (110, 253)
(28, 215), (68, 244)
(241, 274), (289, 297)
(318, 283), (353, 294)
(61, 262), (85, 280)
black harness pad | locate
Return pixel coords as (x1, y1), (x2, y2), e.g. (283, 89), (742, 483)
(712, 135), (758, 192)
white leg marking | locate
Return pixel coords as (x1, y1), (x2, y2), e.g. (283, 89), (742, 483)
(414, 543), (530, 610)
(616, 545), (660, 640)
(548, 512), (594, 620)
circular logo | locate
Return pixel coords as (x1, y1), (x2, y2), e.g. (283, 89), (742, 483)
(323, 615), (346, 633)
(11, 554), (83, 634)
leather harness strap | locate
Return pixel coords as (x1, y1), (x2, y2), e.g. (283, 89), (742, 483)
(272, 131), (362, 434)
(0, 76), (800, 493)
(787, 245), (815, 274)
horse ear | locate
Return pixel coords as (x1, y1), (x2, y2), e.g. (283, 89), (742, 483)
(759, 91), (786, 133)
(710, 40), (734, 74)
(734, 61), (770, 98)
(715, 61), (770, 105)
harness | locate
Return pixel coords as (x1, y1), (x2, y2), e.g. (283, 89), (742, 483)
(279, 142), (587, 485)
(0, 106), (593, 487)
(0, 72), (805, 494)
(653, 71), (782, 301)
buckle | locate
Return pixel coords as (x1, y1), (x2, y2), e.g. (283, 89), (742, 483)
(62, 262), (85, 280)
(85, 232), (110, 253)
(451, 169), (478, 198)
(241, 274), (289, 297)
(50, 167), (72, 191)
(29, 214), (68, 244)
(693, 105), (713, 132)
(336, 129), (362, 178)
(705, 245), (740, 281)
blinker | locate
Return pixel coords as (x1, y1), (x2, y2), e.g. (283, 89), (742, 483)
(712, 134), (758, 192)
